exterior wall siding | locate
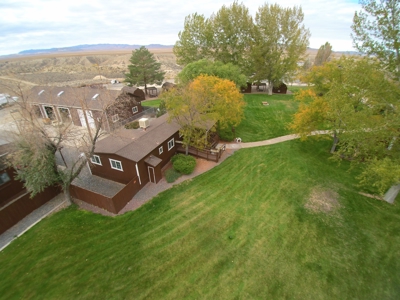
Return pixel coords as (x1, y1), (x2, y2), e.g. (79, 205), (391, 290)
(90, 154), (137, 184)
(0, 167), (25, 207)
(0, 185), (60, 234)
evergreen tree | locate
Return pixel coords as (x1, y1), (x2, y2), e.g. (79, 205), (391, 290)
(125, 46), (165, 95)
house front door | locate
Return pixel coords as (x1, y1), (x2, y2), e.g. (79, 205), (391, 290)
(148, 166), (156, 183)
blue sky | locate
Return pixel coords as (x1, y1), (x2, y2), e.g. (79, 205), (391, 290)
(0, 0), (361, 56)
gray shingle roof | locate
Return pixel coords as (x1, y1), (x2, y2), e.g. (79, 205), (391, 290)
(27, 86), (120, 111)
(94, 114), (180, 162)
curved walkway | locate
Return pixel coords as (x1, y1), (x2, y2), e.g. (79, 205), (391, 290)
(226, 130), (330, 150)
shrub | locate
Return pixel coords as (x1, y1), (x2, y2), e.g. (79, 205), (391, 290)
(171, 154), (196, 175)
(165, 168), (181, 183)
(217, 126), (235, 142)
(125, 121), (139, 129)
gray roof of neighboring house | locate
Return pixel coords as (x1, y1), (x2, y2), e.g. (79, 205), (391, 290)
(94, 113), (180, 162)
(27, 86), (121, 111)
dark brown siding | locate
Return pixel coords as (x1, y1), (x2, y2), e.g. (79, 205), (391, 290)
(90, 154), (137, 184)
(70, 178), (141, 214)
(147, 131), (180, 169)
(71, 185), (117, 213)
(0, 167), (25, 207)
(0, 186), (60, 234)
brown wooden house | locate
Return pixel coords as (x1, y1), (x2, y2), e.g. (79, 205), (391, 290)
(0, 142), (60, 235)
(27, 86), (145, 132)
(70, 114), (181, 213)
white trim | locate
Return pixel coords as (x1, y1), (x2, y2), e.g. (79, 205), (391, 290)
(43, 105), (54, 119)
(132, 106), (138, 113)
(168, 138), (175, 151)
(159, 146), (163, 155)
(109, 159), (123, 171)
(112, 114), (119, 123)
(148, 166), (156, 183)
(135, 163), (142, 185)
(90, 155), (102, 165)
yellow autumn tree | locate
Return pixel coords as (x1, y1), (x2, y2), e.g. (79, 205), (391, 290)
(161, 75), (245, 154)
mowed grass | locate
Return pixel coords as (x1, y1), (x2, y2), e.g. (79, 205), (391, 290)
(235, 92), (299, 142)
(1, 139), (400, 299)
(142, 99), (161, 108)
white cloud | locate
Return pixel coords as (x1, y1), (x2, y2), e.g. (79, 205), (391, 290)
(0, 0), (361, 55)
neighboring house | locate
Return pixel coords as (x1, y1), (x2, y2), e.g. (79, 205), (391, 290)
(0, 142), (60, 234)
(70, 114), (181, 214)
(27, 86), (145, 132)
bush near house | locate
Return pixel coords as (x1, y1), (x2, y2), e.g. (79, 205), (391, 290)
(165, 168), (181, 183)
(124, 121), (140, 129)
(171, 154), (196, 175)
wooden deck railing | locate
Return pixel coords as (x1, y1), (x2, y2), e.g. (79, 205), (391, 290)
(176, 144), (226, 162)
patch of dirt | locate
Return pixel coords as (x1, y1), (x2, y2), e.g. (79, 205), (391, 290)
(305, 187), (341, 214)
(0, 48), (181, 92)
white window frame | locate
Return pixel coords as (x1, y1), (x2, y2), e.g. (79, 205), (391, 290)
(168, 138), (175, 151)
(111, 114), (119, 123)
(90, 155), (102, 165)
(159, 146), (163, 155)
(132, 106), (138, 113)
(109, 159), (123, 171)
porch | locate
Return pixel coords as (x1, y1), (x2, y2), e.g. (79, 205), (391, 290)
(176, 143), (226, 163)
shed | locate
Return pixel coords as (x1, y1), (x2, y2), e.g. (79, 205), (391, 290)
(272, 83), (288, 94)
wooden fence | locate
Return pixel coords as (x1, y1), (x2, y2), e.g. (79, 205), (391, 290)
(176, 143), (225, 162)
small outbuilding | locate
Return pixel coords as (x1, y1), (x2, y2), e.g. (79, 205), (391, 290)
(272, 83), (288, 94)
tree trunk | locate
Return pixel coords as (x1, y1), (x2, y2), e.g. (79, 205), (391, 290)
(330, 131), (339, 153)
(268, 80), (273, 95)
(63, 185), (73, 206)
(144, 84), (148, 96)
(383, 184), (400, 204)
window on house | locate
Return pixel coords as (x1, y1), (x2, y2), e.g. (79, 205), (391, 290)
(132, 106), (138, 113)
(0, 172), (11, 186)
(90, 155), (102, 165)
(168, 138), (175, 151)
(110, 159), (123, 171)
(159, 146), (163, 155)
(112, 114), (119, 123)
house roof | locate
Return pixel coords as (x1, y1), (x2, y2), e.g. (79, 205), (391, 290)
(94, 113), (180, 162)
(27, 86), (120, 111)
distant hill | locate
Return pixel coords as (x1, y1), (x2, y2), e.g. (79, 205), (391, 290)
(17, 44), (173, 55)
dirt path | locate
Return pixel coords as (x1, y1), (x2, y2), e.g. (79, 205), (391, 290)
(0, 76), (37, 86)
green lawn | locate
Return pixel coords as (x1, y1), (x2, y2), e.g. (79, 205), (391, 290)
(1, 139), (399, 299)
(142, 99), (161, 108)
(234, 93), (299, 142)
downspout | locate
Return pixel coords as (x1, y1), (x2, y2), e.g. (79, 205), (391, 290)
(135, 163), (142, 185)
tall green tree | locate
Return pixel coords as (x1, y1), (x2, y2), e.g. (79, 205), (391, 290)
(251, 4), (310, 94)
(314, 42), (332, 66)
(209, 1), (254, 73)
(351, 0), (400, 79)
(161, 75), (245, 154)
(290, 57), (400, 198)
(173, 13), (213, 66)
(125, 46), (165, 95)
(177, 59), (247, 87)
